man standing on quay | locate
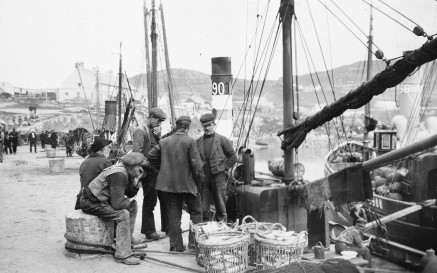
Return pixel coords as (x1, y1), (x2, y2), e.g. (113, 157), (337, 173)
(10, 127), (19, 154)
(196, 113), (237, 223)
(28, 129), (37, 153)
(148, 116), (204, 252)
(132, 107), (168, 240)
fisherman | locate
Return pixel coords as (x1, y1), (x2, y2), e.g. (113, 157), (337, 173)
(65, 130), (75, 157)
(79, 152), (148, 265)
(350, 201), (368, 226)
(132, 107), (169, 241)
(196, 113), (237, 222)
(75, 136), (113, 210)
(9, 127), (19, 155)
(4, 130), (12, 154)
(148, 116), (204, 252)
(39, 131), (46, 150)
(335, 219), (371, 262)
(28, 129), (37, 153)
(50, 130), (58, 148)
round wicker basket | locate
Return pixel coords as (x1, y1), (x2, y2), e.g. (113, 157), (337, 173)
(197, 231), (250, 273)
(254, 231), (307, 269)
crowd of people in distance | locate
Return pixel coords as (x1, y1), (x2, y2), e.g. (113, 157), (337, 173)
(0, 127), (78, 162)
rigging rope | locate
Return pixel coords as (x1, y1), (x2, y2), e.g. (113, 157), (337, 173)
(278, 37), (437, 149)
(76, 66), (95, 131)
(359, 0), (422, 36)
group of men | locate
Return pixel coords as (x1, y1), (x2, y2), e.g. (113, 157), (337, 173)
(1, 127), (19, 156)
(76, 108), (237, 265)
(26, 129), (60, 154)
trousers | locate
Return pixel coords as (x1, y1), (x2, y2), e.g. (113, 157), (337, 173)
(80, 196), (137, 259)
(140, 173), (169, 235)
(201, 167), (227, 222)
(29, 142), (37, 153)
(167, 192), (202, 249)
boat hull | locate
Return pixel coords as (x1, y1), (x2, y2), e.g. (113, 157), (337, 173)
(325, 152), (437, 265)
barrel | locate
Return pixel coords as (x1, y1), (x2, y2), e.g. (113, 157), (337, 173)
(65, 210), (114, 254)
(46, 148), (56, 158)
(49, 158), (65, 173)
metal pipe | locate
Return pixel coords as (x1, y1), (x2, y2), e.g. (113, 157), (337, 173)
(362, 133), (437, 171)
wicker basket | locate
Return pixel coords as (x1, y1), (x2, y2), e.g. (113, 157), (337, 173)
(237, 216), (286, 266)
(190, 221), (232, 267)
(197, 231), (250, 273)
(254, 231), (307, 269)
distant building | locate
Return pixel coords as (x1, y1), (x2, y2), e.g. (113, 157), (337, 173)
(59, 62), (138, 105)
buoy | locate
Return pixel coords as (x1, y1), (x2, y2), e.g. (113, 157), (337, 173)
(379, 167), (392, 179)
(374, 177), (387, 187)
(372, 169), (382, 179)
(375, 185), (389, 195)
(386, 172), (402, 183)
(391, 182), (403, 192)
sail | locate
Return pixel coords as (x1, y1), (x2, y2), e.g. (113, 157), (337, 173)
(278, 37), (437, 150)
(102, 100), (117, 133)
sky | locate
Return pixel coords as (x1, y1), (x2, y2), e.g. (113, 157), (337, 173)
(0, 0), (436, 89)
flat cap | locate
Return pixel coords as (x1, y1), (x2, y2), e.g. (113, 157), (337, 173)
(200, 113), (216, 125)
(149, 108), (167, 121)
(176, 115), (191, 123)
(122, 152), (148, 166)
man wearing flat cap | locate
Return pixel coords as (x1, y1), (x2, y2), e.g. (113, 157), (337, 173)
(196, 113), (237, 223)
(79, 152), (150, 265)
(148, 115), (204, 252)
(75, 136), (113, 210)
(132, 107), (168, 240)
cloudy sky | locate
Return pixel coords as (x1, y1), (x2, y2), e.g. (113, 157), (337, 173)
(0, 0), (436, 88)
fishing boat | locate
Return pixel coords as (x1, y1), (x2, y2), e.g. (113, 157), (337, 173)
(215, 0), (437, 269)
(317, 5), (437, 267)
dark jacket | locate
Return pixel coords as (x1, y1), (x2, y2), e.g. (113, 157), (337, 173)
(148, 132), (203, 195)
(132, 123), (158, 156)
(9, 131), (19, 144)
(196, 133), (237, 174)
(79, 153), (113, 189)
(28, 132), (37, 143)
(75, 153), (112, 209)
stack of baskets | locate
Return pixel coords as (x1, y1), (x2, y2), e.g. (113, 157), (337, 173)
(190, 221), (232, 267)
(254, 226), (308, 269)
(237, 216), (286, 266)
(196, 231), (250, 273)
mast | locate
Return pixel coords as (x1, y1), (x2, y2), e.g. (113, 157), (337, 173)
(160, 1), (176, 126)
(151, 0), (158, 108)
(363, 2), (373, 161)
(118, 44), (122, 135)
(143, 0), (152, 110)
(95, 67), (100, 128)
(280, 0), (295, 184)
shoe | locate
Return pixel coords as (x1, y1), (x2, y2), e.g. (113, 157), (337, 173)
(146, 232), (160, 241)
(114, 256), (141, 265)
(170, 245), (186, 252)
(131, 236), (148, 246)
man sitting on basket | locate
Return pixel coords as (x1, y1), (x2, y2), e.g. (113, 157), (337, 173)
(79, 152), (149, 265)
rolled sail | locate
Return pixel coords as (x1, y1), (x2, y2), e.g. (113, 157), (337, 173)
(278, 37), (437, 150)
